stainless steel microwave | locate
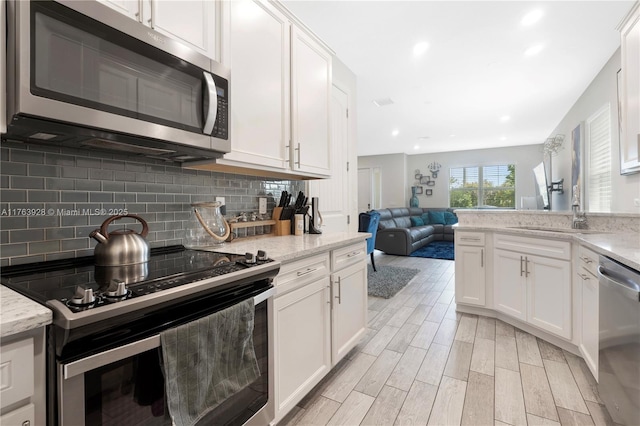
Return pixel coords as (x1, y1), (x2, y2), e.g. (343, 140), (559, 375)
(4, 0), (230, 162)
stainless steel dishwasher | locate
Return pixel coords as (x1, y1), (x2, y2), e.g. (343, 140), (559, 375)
(598, 255), (640, 425)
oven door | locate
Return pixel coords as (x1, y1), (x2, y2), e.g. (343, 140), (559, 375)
(57, 290), (274, 426)
(7, 0), (229, 154)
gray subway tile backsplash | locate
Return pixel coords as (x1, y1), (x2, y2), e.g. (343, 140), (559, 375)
(1, 145), (303, 265)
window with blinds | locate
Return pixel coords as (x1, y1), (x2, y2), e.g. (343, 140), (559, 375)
(586, 104), (612, 212)
(449, 164), (515, 208)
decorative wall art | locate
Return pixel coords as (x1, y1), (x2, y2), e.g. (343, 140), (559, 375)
(415, 186), (423, 194)
(425, 189), (433, 196)
(427, 162), (442, 178)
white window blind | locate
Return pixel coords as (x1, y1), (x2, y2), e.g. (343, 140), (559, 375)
(586, 104), (611, 212)
(449, 164), (515, 208)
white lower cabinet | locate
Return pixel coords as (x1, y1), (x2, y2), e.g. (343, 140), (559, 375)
(493, 234), (572, 340)
(455, 232), (486, 307)
(493, 249), (527, 321)
(0, 328), (46, 426)
(577, 245), (599, 379)
(331, 262), (367, 363)
(274, 276), (331, 422)
(527, 254), (572, 339)
(273, 243), (367, 423)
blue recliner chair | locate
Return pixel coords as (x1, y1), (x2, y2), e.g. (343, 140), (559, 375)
(358, 211), (381, 272)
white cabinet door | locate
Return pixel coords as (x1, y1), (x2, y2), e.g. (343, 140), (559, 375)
(455, 245), (485, 306)
(273, 277), (331, 423)
(151, 1), (216, 60)
(331, 262), (367, 364)
(291, 26), (332, 176)
(98, 0), (142, 21)
(620, 3), (640, 174)
(224, 0), (290, 169)
(99, 0), (217, 60)
(579, 270), (599, 380)
(527, 255), (572, 339)
(493, 249), (527, 321)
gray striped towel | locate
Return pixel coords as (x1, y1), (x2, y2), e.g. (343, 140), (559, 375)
(160, 298), (260, 426)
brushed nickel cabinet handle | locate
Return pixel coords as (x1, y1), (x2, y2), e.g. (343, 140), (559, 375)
(481, 249), (484, 267)
(520, 256), (524, 277)
(295, 143), (301, 168)
(335, 276), (341, 304)
(297, 267), (317, 277)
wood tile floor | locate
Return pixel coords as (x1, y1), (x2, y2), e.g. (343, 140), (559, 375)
(278, 253), (616, 426)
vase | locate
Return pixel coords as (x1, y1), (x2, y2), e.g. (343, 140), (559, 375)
(410, 187), (419, 208)
(184, 202), (231, 247)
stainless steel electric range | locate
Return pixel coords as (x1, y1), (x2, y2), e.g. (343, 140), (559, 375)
(1, 245), (280, 426)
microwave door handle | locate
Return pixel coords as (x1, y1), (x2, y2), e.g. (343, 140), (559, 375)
(203, 72), (218, 135)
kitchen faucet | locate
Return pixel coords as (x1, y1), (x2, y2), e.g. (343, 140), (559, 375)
(571, 185), (588, 229)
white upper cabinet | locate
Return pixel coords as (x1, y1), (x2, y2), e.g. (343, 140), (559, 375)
(98, 0), (218, 60)
(209, 0), (332, 178)
(619, 2), (640, 174)
(290, 26), (332, 176)
(223, 0), (290, 169)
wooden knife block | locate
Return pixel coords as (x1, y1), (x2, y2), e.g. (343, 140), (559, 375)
(272, 207), (291, 236)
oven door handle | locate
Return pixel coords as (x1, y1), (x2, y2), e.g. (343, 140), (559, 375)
(64, 289), (275, 379)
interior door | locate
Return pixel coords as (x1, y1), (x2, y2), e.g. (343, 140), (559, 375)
(358, 168), (372, 212)
(308, 85), (350, 232)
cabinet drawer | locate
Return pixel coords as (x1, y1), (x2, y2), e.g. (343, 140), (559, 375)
(276, 253), (330, 296)
(0, 337), (34, 409)
(331, 242), (366, 272)
(0, 402), (35, 425)
(578, 245), (599, 277)
(494, 233), (571, 260)
(455, 231), (485, 246)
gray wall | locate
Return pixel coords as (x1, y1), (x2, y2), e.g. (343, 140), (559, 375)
(358, 145), (542, 209)
(358, 153), (407, 208)
(406, 145), (543, 208)
(0, 142), (303, 266)
(547, 48), (640, 213)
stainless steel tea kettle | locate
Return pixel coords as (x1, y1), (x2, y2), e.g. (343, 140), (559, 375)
(90, 215), (150, 266)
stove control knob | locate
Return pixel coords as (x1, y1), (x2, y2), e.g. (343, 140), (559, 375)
(257, 250), (268, 261)
(245, 252), (256, 264)
(71, 286), (95, 305)
(105, 279), (128, 298)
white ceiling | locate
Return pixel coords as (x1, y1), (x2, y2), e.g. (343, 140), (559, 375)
(282, 0), (635, 157)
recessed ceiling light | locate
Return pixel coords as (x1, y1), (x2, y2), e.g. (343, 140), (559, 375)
(500, 136), (508, 141)
(373, 97), (394, 107)
(449, 134), (456, 138)
(500, 115), (511, 122)
(392, 129), (400, 137)
(414, 145), (420, 150)
(524, 44), (544, 57)
(521, 9), (544, 26)
(413, 41), (430, 57)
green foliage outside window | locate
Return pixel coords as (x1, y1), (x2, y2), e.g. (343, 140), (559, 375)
(450, 164), (515, 208)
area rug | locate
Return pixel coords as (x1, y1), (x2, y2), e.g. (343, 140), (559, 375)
(410, 241), (455, 260)
(367, 264), (419, 299)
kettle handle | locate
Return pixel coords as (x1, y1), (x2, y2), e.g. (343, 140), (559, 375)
(100, 214), (149, 238)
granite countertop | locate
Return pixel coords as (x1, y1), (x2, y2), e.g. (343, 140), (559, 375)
(198, 231), (371, 262)
(1, 285), (52, 338)
(455, 225), (640, 271)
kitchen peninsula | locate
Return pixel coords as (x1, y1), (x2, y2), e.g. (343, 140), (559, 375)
(453, 209), (640, 382)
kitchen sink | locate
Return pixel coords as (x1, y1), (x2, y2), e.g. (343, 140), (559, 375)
(507, 226), (606, 234)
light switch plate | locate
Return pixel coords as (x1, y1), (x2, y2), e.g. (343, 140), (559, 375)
(215, 196), (225, 206)
(259, 197), (267, 214)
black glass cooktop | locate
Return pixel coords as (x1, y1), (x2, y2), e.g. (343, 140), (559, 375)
(0, 245), (256, 305)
